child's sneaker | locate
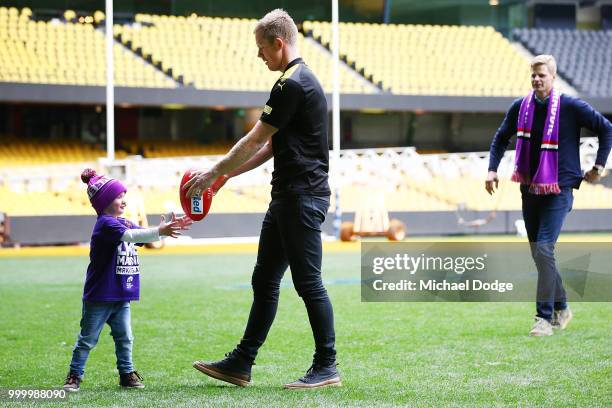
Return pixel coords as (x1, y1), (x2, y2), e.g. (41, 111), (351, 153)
(120, 371), (145, 389)
(63, 372), (81, 392)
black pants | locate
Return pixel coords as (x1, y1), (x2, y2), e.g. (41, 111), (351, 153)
(236, 195), (336, 366)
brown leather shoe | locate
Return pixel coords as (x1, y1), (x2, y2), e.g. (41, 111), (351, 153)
(119, 371), (145, 389)
(193, 352), (252, 387)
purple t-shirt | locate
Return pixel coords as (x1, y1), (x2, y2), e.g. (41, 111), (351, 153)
(83, 215), (142, 301)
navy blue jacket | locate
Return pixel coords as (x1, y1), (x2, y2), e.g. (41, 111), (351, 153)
(488, 94), (612, 188)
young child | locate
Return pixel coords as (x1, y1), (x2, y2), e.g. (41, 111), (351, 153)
(63, 168), (192, 391)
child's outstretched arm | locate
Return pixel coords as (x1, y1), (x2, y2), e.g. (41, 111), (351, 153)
(121, 213), (193, 243)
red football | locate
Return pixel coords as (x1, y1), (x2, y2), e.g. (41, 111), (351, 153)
(179, 169), (213, 221)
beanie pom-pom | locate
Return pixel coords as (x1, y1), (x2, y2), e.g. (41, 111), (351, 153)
(81, 168), (97, 184)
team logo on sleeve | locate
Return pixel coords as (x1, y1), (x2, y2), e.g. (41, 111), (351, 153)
(263, 105), (273, 115)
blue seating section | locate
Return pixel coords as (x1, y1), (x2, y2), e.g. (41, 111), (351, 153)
(513, 28), (612, 97)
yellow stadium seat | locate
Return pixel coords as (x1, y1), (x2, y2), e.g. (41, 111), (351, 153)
(306, 21), (531, 96)
(0, 7), (176, 88)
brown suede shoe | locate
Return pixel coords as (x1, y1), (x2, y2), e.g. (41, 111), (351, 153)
(63, 372), (81, 392)
(119, 371), (145, 389)
(193, 352), (252, 387)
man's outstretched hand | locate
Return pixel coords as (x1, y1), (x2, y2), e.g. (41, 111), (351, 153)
(183, 169), (216, 198)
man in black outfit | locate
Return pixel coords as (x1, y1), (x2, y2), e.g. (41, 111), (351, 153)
(184, 9), (340, 389)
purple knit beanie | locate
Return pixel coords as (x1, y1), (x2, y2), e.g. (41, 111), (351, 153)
(81, 168), (127, 215)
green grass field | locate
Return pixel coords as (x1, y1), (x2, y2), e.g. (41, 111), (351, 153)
(1, 245), (611, 407)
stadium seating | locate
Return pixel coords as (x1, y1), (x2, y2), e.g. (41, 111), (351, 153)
(0, 7), (371, 92)
(2, 146), (611, 216)
(116, 14), (374, 93)
(0, 139), (236, 166)
(5, 7), (605, 98)
(1, 7), (537, 95)
(0, 184), (92, 216)
(513, 28), (612, 97)
(0, 140), (127, 166)
(123, 140), (231, 158)
(5, 173), (612, 216)
(0, 6), (175, 87)
(303, 21), (532, 96)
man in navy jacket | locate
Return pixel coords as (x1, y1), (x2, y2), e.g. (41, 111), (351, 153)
(486, 54), (612, 336)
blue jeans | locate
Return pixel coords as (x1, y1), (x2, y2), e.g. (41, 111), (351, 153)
(521, 186), (574, 321)
(69, 301), (134, 377)
(236, 195), (336, 366)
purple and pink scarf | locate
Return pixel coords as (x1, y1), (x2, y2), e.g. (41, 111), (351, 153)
(511, 88), (561, 195)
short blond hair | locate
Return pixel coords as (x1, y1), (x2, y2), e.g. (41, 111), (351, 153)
(531, 54), (557, 77)
(254, 9), (298, 46)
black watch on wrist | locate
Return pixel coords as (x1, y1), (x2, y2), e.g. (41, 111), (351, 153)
(592, 165), (604, 176)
